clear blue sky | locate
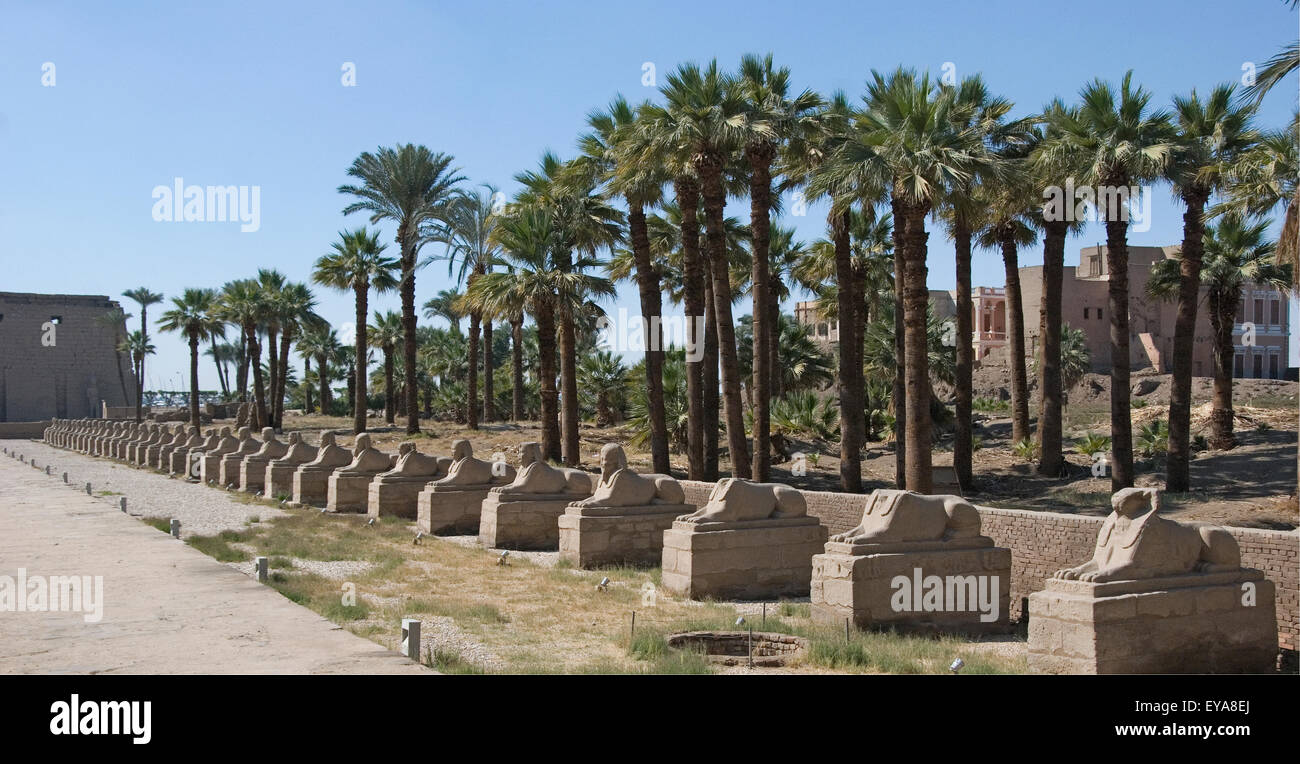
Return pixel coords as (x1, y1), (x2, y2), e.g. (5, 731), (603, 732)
(1, 0), (1296, 390)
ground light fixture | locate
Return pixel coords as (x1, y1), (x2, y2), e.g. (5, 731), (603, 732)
(413, 531), (424, 545)
(497, 550), (510, 566)
(596, 577), (610, 592)
(949, 658), (964, 674)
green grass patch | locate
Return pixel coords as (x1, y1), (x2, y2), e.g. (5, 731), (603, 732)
(185, 529), (252, 562)
(139, 516), (172, 533)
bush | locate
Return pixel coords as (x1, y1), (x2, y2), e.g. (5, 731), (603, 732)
(1074, 432), (1112, 458)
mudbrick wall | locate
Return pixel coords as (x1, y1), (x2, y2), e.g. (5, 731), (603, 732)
(680, 480), (1298, 653)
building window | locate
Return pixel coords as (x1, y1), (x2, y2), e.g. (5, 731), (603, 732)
(1234, 354), (1244, 378)
(1083, 308), (1089, 319)
(1236, 301), (1245, 323)
(1088, 255), (1101, 277)
(1096, 308), (1103, 321)
(1270, 299), (1280, 326)
(1254, 298), (1264, 324)
(1269, 353), (1280, 380)
(1253, 354), (1263, 379)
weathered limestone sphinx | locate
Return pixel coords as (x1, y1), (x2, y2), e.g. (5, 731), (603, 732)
(416, 440), (515, 534)
(367, 443), (451, 520)
(83, 421), (102, 454)
(266, 433), (317, 500)
(114, 423), (140, 459)
(199, 427), (240, 484)
(479, 442), (592, 550)
(127, 424), (159, 464)
(558, 443), (693, 568)
(326, 434), (394, 513)
(218, 427), (259, 487)
(176, 428), (218, 477)
(661, 478), (827, 600)
(810, 489), (1011, 634)
(1028, 488), (1277, 674)
(146, 425), (184, 469)
(169, 427), (207, 475)
(292, 432), (352, 507)
(239, 427), (288, 493)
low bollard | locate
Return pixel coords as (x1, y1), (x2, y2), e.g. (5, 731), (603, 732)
(170, 519), (181, 538)
(401, 618), (421, 662)
(255, 556), (268, 582)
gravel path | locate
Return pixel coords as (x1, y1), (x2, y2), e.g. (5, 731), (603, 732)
(4, 439), (286, 538)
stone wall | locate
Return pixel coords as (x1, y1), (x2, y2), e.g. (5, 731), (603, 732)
(0, 292), (137, 421)
(0, 421), (52, 439)
(679, 479), (1298, 652)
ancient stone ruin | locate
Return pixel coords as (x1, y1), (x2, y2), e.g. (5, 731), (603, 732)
(266, 433), (317, 500)
(558, 443), (692, 568)
(810, 489), (1011, 634)
(479, 441), (592, 550)
(1027, 487), (1278, 674)
(326, 433), (394, 514)
(239, 427), (288, 493)
(367, 442), (451, 520)
(416, 440), (515, 534)
(661, 478), (826, 600)
(291, 431), (352, 507)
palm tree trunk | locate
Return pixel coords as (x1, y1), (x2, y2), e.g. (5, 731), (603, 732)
(768, 274), (782, 398)
(1209, 293), (1237, 449)
(384, 349), (396, 424)
(1001, 234), (1030, 445)
(246, 323), (267, 430)
(703, 259), (720, 480)
(483, 319), (494, 423)
(276, 331), (291, 428)
(400, 230), (421, 435)
(266, 326), (279, 427)
(1037, 221), (1067, 477)
(511, 315), (525, 421)
(953, 215), (974, 490)
(353, 284), (368, 434)
(701, 161), (750, 479)
(1103, 212), (1135, 490)
(628, 200), (670, 474)
(1166, 191), (1209, 491)
(467, 311), (480, 429)
(303, 357), (313, 414)
(560, 310), (580, 466)
(748, 146), (774, 481)
(677, 177), (706, 480)
(833, 209), (863, 492)
(901, 204), (932, 494)
(237, 333), (250, 403)
(537, 305), (561, 462)
(188, 331), (201, 428)
(317, 353), (329, 416)
(891, 197), (907, 488)
(137, 308), (148, 422)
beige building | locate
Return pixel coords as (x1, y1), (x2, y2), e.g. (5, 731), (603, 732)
(0, 292), (137, 421)
(1015, 246), (1290, 377)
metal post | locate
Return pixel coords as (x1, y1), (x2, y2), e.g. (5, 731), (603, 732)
(401, 618), (421, 661)
(255, 556), (269, 582)
(170, 518), (181, 538)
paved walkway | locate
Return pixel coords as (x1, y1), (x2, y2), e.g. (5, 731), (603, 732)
(0, 444), (431, 674)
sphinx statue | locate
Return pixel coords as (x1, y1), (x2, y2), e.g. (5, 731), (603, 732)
(559, 443), (694, 568)
(830, 489), (981, 545)
(1028, 487), (1275, 674)
(479, 441), (595, 550)
(1053, 487), (1241, 583)
(367, 442), (452, 520)
(417, 440), (515, 535)
(239, 427), (290, 493)
(168, 426), (205, 474)
(434, 440), (512, 486)
(327, 433), (394, 513)
(266, 432), (319, 500)
(219, 426), (261, 486)
(678, 478), (807, 523)
(572, 443), (684, 508)
(291, 431), (354, 506)
(199, 426), (239, 484)
(492, 442), (591, 497)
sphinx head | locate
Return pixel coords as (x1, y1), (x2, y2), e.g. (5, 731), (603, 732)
(599, 443), (627, 479)
(237, 426), (252, 440)
(319, 431), (336, 447)
(398, 442), (415, 456)
(519, 441), (541, 467)
(260, 427), (275, 441)
(451, 439), (472, 461)
(219, 426), (232, 437)
(1112, 487), (1157, 518)
(287, 432), (302, 445)
(354, 433), (372, 453)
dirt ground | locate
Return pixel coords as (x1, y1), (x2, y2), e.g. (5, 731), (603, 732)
(263, 372), (1297, 531)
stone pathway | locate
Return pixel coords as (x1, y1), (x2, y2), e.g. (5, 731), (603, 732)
(0, 441), (432, 674)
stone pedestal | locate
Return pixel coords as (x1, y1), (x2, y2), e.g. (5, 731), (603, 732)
(479, 492), (580, 550)
(267, 462), (303, 500)
(558, 503), (691, 568)
(1027, 570), (1278, 674)
(219, 452), (252, 487)
(145, 443), (166, 469)
(199, 453), (228, 484)
(661, 517), (827, 600)
(327, 471), (382, 514)
(810, 538), (1011, 634)
(171, 447), (201, 477)
(417, 485), (495, 535)
(367, 475), (435, 520)
(239, 457), (273, 493)
(292, 466), (336, 507)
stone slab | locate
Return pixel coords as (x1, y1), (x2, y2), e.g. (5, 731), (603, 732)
(557, 503), (690, 568)
(660, 519), (828, 600)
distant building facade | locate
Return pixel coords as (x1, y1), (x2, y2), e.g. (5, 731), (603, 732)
(0, 292), (137, 421)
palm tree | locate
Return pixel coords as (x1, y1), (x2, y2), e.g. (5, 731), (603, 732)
(468, 207), (566, 459)
(1160, 84), (1258, 492)
(117, 330), (155, 413)
(857, 68), (980, 493)
(654, 60), (751, 479)
(312, 228), (400, 433)
(122, 287), (163, 421)
(578, 350), (628, 426)
(339, 144), (465, 434)
(255, 269), (287, 426)
(577, 94), (672, 473)
(976, 147), (1039, 448)
(735, 53), (822, 481)
(1148, 217), (1289, 449)
(1038, 72), (1174, 491)
(203, 341), (233, 398)
(218, 279), (272, 428)
(1218, 116), (1299, 285)
(95, 305), (134, 408)
(369, 310), (405, 424)
(516, 153), (623, 464)
(158, 288), (224, 427)
(271, 282), (323, 426)
(425, 185), (501, 428)
(422, 289), (465, 333)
